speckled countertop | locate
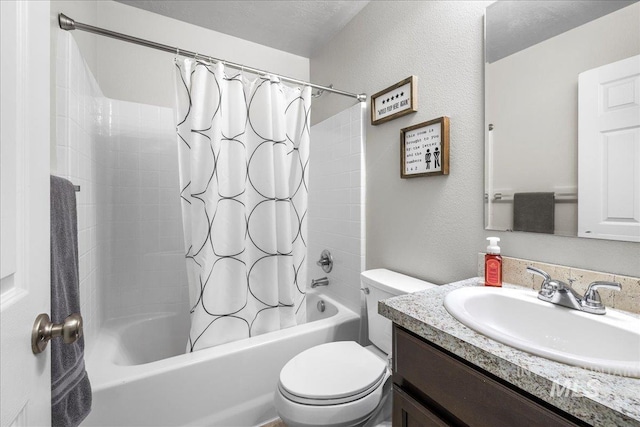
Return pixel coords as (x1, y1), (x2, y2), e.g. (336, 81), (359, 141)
(379, 278), (640, 427)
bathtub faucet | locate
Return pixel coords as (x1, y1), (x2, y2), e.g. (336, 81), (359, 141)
(311, 277), (329, 288)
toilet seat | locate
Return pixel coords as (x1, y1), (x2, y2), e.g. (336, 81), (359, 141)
(278, 368), (387, 406)
(274, 342), (390, 427)
(278, 341), (388, 406)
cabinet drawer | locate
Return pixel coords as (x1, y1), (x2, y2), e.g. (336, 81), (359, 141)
(393, 385), (449, 427)
(393, 326), (580, 427)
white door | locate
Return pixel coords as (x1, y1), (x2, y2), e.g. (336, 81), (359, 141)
(578, 55), (640, 242)
(0, 1), (52, 425)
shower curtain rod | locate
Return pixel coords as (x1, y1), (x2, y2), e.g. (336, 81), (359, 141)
(58, 14), (367, 102)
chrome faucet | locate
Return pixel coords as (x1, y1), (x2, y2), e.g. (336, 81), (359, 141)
(316, 250), (333, 273)
(311, 277), (329, 288)
(527, 266), (621, 315)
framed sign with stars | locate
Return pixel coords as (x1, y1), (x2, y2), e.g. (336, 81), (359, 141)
(400, 116), (450, 178)
(371, 76), (417, 125)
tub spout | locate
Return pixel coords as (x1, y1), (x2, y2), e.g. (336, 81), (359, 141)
(311, 277), (329, 288)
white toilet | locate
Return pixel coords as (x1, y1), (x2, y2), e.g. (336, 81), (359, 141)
(273, 269), (436, 427)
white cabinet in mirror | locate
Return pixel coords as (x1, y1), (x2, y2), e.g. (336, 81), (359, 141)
(484, 0), (640, 242)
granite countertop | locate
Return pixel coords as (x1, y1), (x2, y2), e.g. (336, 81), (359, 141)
(379, 278), (640, 427)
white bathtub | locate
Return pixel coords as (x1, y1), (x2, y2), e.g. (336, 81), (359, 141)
(82, 291), (360, 426)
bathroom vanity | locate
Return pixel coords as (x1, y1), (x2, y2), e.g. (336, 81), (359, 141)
(380, 279), (640, 427)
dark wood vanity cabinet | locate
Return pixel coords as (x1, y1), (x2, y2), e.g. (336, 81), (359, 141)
(391, 325), (587, 427)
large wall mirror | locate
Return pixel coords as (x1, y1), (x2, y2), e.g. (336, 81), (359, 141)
(484, 1), (640, 242)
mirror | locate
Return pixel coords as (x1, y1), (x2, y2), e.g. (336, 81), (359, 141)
(484, 0), (640, 242)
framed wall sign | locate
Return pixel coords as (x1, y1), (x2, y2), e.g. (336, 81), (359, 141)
(371, 76), (417, 125)
(400, 116), (450, 178)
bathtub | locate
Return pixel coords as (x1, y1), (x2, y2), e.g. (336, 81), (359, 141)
(82, 291), (360, 426)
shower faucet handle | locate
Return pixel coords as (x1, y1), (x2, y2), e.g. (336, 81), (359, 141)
(316, 250), (333, 273)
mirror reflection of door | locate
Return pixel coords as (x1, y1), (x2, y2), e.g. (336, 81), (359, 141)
(484, 0), (640, 241)
(578, 55), (640, 242)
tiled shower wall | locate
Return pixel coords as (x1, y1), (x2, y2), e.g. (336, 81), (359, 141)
(103, 101), (188, 319)
(308, 103), (366, 314)
(56, 33), (189, 352)
(55, 32), (104, 348)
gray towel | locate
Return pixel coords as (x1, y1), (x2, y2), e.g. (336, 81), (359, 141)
(513, 192), (555, 234)
(50, 176), (91, 427)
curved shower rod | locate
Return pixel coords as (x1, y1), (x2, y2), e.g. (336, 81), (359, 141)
(58, 13), (367, 103)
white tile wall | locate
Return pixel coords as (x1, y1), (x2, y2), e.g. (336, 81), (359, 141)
(309, 103), (366, 314)
(55, 32), (104, 350)
(55, 33), (189, 354)
(103, 99), (188, 319)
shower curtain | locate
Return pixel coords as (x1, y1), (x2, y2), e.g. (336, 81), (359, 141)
(175, 59), (309, 352)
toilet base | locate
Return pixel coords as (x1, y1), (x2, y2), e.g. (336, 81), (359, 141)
(362, 380), (392, 427)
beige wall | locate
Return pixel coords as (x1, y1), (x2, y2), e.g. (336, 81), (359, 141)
(310, 1), (640, 283)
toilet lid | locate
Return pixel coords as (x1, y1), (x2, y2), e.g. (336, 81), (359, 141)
(279, 341), (388, 404)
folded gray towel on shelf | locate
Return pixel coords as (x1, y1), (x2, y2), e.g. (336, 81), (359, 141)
(50, 175), (92, 427)
(513, 192), (555, 234)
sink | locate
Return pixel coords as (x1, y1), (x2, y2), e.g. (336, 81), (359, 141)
(444, 286), (640, 378)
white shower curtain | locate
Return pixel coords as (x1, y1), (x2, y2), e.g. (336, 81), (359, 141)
(174, 59), (309, 352)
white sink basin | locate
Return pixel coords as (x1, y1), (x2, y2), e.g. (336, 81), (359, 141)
(444, 286), (640, 378)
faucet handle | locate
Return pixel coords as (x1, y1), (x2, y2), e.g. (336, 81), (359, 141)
(526, 266), (551, 282)
(583, 281), (622, 309)
(316, 250), (333, 273)
(527, 267), (556, 296)
(526, 266), (575, 291)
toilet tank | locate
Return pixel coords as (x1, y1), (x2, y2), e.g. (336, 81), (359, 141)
(361, 269), (436, 355)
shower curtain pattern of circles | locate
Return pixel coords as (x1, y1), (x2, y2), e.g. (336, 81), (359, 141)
(174, 58), (310, 352)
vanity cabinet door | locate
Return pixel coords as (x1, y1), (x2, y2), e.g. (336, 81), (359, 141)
(393, 385), (449, 427)
(393, 326), (583, 427)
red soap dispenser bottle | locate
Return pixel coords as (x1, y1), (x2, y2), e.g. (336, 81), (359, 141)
(484, 237), (502, 287)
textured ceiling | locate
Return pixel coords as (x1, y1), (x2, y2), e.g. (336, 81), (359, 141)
(486, 0), (637, 63)
(114, 0), (370, 57)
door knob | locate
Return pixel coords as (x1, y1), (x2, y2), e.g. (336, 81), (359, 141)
(32, 313), (83, 354)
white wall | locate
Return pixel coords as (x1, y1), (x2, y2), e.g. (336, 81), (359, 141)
(311, 1), (640, 282)
(52, 0), (309, 109)
(101, 100), (189, 320)
(50, 0), (98, 173)
(486, 3), (640, 233)
(50, 0), (310, 170)
(54, 32), (104, 350)
(55, 33), (190, 350)
(309, 103), (366, 314)
(94, 1), (309, 108)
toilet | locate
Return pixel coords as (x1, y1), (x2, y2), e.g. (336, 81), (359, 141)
(273, 269), (436, 427)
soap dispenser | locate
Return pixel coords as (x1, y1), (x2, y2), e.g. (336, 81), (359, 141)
(484, 237), (502, 287)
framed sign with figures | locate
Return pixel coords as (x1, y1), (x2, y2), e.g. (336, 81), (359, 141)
(400, 117), (450, 178)
(371, 76), (417, 125)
